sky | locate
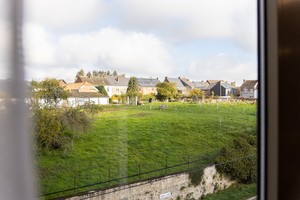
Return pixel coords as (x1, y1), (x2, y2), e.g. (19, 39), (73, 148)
(1, 0), (258, 86)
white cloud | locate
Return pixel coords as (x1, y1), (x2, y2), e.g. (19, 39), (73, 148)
(186, 54), (257, 85)
(116, 0), (257, 52)
(24, 0), (108, 31)
(24, 26), (174, 81)
(24, 23), (56, 66)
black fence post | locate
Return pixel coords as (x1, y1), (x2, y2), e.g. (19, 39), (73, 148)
(138, 163), (141, 180)
(108, 167), (111, 187)
(188, 155), (190, 171)
(165, 157), (168, 175)
(73, 172), (76, 194)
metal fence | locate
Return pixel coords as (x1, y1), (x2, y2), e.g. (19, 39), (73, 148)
(40, 149), (256, 199)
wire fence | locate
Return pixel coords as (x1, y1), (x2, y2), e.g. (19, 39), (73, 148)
(40, 150), (256, 200)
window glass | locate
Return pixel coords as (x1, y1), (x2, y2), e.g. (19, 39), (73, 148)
(23, 0), (258, 199)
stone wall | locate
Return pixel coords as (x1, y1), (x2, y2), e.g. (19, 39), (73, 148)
(67, 165), (235, 200)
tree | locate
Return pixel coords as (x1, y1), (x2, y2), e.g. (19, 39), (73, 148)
(76, 69), (85, 77)
(96, 85), (108, 96)
(86, 71), (92, 78)
(155, 82), (177, 101)
(215, 135), (257, 183)
(113, 70), (118, 76)
(106, 70), (111, 76)
(189, 88), (205, 101)
(30, 78), (68, 108)
(92, 70), (99, 77)
(126, 77), (139, 98)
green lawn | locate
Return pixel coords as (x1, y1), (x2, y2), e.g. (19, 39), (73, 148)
(38, 102), (257, 199)
(201, 183), (256, 200)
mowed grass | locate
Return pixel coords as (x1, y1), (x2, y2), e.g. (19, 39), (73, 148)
(38, 102), (257, 199)
(201, 183), (256, 200)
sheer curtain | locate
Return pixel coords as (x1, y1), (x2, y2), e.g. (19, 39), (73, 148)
(0, 0), (35, 199)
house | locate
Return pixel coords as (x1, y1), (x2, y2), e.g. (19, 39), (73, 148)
(75, 75), (130, 97)
(65, 92), (109, 107)
(221, 82), (238, 96)
(164, 77), (187, 94)
(204, 81), (237, 97)
(64, 82), (99, 93)
(137, 78), (160, 95)
(62, 81), (109, 106)
(240, 80), (258, 99)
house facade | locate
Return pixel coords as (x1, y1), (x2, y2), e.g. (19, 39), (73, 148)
(240, 80), (258, 99)
(75, 75), (129, 97)
(65, 92), (109, 107)
(137, 78), (160, 95)
(204, 81), (237, 97)
(63, 81), (109, 106)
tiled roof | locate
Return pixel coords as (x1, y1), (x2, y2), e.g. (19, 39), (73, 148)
(207, 80), (223, 84)
(165, 77), (185, 88)
(68, 92), (108, 98)
(221, 82), (236, 89)
(137, 78), (160, 87)
(193, 81), (209, 90)
(76, 76), (129, 86)
(64, 82), (94, 90)
(104, 76), (129, 86)
(179, 78), (195, 89)
(205, 82), (218, 90)
(240, 80), (258, 90)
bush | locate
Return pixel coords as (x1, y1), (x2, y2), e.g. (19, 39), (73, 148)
(215, 135), (257, 183)
(33, 107), (91, 150)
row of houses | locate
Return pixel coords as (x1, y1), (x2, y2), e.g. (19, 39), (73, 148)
(57, 75), (258, 106)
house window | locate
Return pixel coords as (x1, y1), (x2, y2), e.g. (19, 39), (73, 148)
(116, 89), (120, 93)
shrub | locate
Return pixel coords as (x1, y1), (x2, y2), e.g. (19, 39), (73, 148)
(33, 107), (91, 150)
(215, 135), (257, 183)
(189, 169), (204, 186)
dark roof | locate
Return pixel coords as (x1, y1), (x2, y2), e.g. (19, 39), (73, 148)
(193, 81), (209, 90)
(205, 82), (219, 90)
(165, 77), (185, 88)
(68, 92), (108, 98)
(207, 80), (223, 84)
(104, 76), (129, 86)
(179, 78), (195, 89)
(76, 76), (129, 86)
(221, 82), (236, 89)
(240, 80), (258, 90)
(137, 78), (160, 87)
(76, 76), (109, 85)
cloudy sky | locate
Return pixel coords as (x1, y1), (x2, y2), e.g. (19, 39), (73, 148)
(3, 0), (258, 85)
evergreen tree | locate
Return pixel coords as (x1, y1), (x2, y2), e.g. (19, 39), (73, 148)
(92, 70), (99, 77)
(76, 69), (85, 77)
(126, 77), (139, 98)
(86, 71), (92, 78)
(96, 85), (108, 96)
(113, 70), (118, 76)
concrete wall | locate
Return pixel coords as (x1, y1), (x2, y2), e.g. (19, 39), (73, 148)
(67, 165), (235, 200)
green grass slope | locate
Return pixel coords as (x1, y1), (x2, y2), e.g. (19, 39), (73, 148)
(38, 102), (257, 199)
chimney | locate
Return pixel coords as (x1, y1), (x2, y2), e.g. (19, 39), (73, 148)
(116, 77), (119, 82)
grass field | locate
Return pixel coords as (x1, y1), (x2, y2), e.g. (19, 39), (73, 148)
(38, 102), (257, 199)
(201, 183), (256, 200)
